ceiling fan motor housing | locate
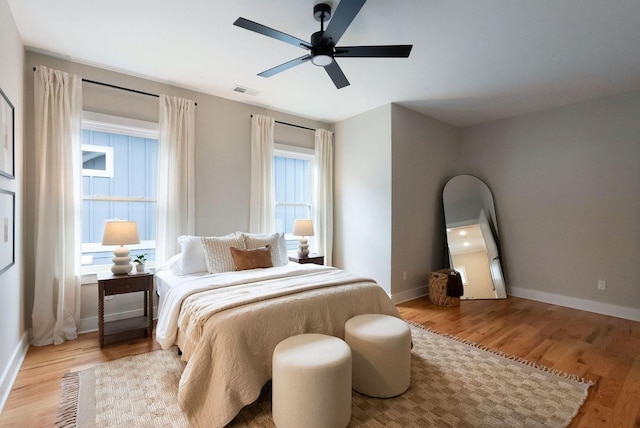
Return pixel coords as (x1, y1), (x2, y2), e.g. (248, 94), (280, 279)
(311, 31), (334, 66)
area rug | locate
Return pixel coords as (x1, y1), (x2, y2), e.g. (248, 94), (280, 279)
(56, 324), (592, 427)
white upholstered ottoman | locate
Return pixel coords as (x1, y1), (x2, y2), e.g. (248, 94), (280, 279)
(272, 334), (352, 428)
(345, 314), (412, 398)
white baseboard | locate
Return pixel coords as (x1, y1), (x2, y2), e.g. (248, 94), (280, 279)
(78, 305), (159, 334)
(0, 332), (30, 414)
(389, 283), (639, 322)
(391, 285), (428, 304)
(509, 286), (640, 322)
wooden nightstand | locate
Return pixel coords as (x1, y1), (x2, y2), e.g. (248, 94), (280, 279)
(289, 254), (325, 265)
(98, 272), (154, 347)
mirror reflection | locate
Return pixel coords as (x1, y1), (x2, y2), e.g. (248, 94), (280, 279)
(443, 175), (506, 300)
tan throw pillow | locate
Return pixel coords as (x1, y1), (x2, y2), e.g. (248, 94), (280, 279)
(230, 245), (273, 271)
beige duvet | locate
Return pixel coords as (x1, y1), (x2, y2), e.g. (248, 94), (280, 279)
(156, 264), (401, 428)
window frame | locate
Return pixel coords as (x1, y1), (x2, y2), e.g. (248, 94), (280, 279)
(80, 112), (159, 275)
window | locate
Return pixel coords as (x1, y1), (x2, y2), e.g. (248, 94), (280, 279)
(81, 112), (159, 272)
(273, 144), (315, 252)
(82, 144), (114, 177)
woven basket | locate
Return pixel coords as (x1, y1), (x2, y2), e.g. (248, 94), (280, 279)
(428, 269), (461, 307)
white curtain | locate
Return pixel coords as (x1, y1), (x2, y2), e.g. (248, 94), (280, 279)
(156, 95), (196, 265)
(249, 115), (275, 234)
(314, 128), (334, 265)
(31, 66), (82, 346)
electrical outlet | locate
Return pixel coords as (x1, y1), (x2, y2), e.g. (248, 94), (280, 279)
(597, 280), (606, 290)
(403, 271), (408, 281)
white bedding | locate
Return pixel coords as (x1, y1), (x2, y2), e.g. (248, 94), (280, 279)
(155, 263), (334, 348)
(155, 262), (402, 428)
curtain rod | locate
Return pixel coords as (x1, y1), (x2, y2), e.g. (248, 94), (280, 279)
(250, 114), (315, 132)
(32, 67), (197, 105)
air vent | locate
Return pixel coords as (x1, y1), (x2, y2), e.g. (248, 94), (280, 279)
(232, 85), (260, 96)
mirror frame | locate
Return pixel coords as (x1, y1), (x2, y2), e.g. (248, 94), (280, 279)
(443, 174), (507, 299)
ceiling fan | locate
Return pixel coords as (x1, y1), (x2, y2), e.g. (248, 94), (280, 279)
(233, 0), (413, 89)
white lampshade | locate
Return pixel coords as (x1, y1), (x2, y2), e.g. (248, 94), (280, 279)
(102, 220), (140, 275)
(292, 219), (314, 237)
(102, 221), (140, 246)
(292, 219), (314, 258)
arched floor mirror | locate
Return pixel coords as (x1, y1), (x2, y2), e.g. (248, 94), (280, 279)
(443, 175), (507, 300)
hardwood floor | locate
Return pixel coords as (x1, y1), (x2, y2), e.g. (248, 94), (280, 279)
(1, 296), (638, 427)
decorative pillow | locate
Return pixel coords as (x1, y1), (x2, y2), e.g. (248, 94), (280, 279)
(201, 234), (246, 273)
(241, 232), (289, 267)
(177, 235), (208, 275)
(230, 245), (273, 271)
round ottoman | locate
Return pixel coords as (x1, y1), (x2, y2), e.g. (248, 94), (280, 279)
(272, 334), (352, 428)
(345, 314), (412, 398)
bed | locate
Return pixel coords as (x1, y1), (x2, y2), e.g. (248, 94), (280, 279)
(155, 233), (402, 428)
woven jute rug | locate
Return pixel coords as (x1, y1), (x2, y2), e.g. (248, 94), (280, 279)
(56, 324), (592, 427)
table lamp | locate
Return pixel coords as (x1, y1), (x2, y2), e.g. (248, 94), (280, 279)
(102, 220), (140, 275)
(292, 219), (314, 258)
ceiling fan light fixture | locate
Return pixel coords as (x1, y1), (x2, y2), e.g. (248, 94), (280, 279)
(311, 54), (333, 66)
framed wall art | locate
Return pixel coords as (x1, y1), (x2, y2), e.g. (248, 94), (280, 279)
(0, 87), (15, 179)
(0, 189), (15, 275)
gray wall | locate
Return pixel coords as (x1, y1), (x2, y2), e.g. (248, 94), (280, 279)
(0, 0), (25, 411)
(334, 104), (393, 293)
(459, 90), (640, 312)
(23, 51), (331, 333)
(336, 94), (640, 318)
(390, 105), (459, 300)
(333, 104), (460, 300)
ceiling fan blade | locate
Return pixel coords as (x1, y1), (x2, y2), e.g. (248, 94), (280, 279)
(324, 61), (350, 89)
(258, 55), (312, 77)
(234, 17), (311, 50)
(334, 45), (413, 58)
(320, 0), (367, 46)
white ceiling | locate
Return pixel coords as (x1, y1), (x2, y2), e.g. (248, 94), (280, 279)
(447, 225), (485, 255)
(7, 0), (640, 127)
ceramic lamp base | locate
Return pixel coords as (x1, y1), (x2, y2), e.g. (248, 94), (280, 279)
(297, 237), (310, 258)
(111, 246), (132, 275)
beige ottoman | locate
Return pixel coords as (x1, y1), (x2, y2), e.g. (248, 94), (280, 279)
(345, 314), (412, 398)
(272, 334), (352, 428)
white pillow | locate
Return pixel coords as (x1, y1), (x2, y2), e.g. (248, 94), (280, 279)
(177, 235), (208, 275)
(161, 253), (183, 275)
(201, 234), (246, 273)
(241, 232), (289, 267)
